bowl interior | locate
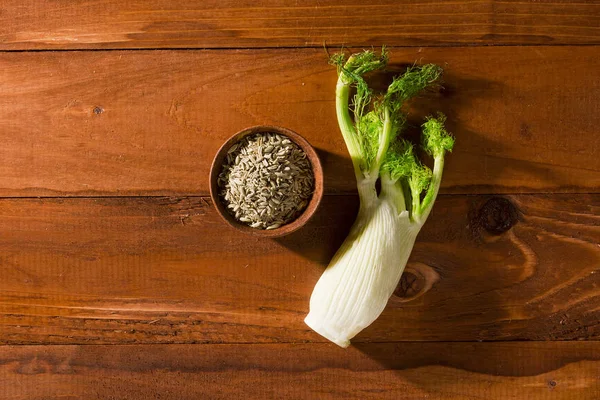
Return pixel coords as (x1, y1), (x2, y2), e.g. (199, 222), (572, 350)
(209, 125), (323, 238)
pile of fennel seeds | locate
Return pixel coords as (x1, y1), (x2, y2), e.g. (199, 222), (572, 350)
(217, 132), (315, 230)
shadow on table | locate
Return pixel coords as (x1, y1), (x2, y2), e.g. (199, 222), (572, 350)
(350, 340), (569, 395)
(274, 149), (358, 268)
(312, 69), (571, 383)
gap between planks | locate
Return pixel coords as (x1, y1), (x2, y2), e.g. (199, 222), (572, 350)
(1, 43), (600, 53)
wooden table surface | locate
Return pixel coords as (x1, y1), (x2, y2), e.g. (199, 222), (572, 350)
(1, 1), (599, 399)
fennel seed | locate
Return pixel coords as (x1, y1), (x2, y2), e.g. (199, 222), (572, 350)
(218, 132), (314, 230)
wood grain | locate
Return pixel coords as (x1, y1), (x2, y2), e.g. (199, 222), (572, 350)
(1, 0), (599, 50)
(0, 194), (597, 345)
(1, 342), (599, 399)
(0, 47), (598, 196)
(2, 1), (598, 395)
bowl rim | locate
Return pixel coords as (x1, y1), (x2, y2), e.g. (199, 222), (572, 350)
(209, 125), (324, 238)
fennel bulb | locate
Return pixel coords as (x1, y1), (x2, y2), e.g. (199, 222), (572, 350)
(305, 49), (454, 348)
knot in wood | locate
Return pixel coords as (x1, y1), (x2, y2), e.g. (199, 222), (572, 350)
(394, 270), (424, 299)
(393, 263), (439, 302)
(477, 197), (518, 235)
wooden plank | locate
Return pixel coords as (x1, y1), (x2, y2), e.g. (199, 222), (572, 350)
(0, 47), (598, 196)
(0, 194), (597, 344)
(0, 342), (599, 399)
(1, 1), (599, 50)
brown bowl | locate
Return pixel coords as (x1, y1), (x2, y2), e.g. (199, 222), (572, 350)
(209, 125), (324, 238)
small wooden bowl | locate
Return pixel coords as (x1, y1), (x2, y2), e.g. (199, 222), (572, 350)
(209, 125), (324, 238)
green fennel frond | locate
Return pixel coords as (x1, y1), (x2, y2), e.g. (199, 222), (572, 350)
(353, 79), (372, 124)
(330, 49), (388, 86)
(356, 111), (383, 169)
(381, 140), (416, 182)
(416, 113), (454, 221)
(379, 63), (443, 156)
(329, 52), (347, 72)
(384, 64), (442, 113)
(422, 113), (455, 158)
(408, 163), (432, 198)
(381, 139), (432, 215)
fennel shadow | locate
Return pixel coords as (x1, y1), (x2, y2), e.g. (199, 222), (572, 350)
(383, 65), (567, 192)
(297, 63), (568, 359)
(345, 67), (566, 365)
(350, 341), (576, 392)
(274, 149), (358, 267)
(349, 193), (530, 388)
(315, 147), (357, 196)
(304, 61), (575, 391)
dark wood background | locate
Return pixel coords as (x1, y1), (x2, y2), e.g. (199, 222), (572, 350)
(1, 1), (599, 399)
